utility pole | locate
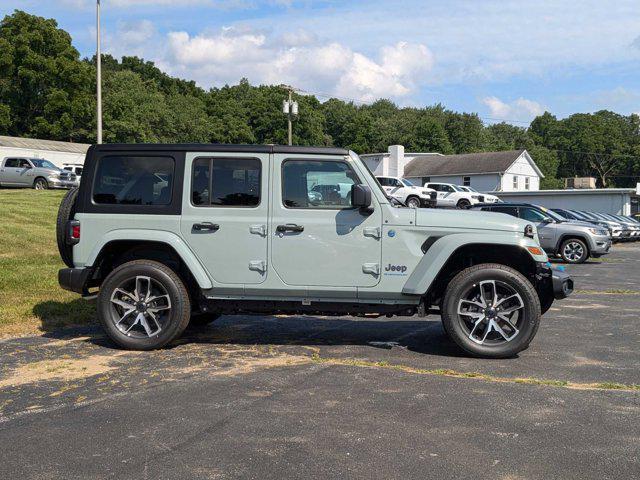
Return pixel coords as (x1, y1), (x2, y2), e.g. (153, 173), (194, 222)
(96, 0), (103, 144)
(282, 85), (298, 146)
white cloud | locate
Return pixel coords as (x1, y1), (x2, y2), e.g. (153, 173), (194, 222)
(483, 96), (545, 123)
(158, 27), (434, 101)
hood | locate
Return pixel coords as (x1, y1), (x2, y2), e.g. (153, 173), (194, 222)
(415, 208), (529, 233)
(562, 220), (604, 228)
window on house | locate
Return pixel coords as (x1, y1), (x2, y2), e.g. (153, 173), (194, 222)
(525, 177), (530, 190)
(512, 175), (519, 190)
(463, 176), (471, 186)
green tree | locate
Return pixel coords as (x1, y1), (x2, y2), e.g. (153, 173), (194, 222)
(0, 10), (94, 142)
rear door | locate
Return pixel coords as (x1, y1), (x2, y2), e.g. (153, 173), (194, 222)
(1, 158), (18, 185)
(271, 154), (382, 288)
(180, 152), (269, 285)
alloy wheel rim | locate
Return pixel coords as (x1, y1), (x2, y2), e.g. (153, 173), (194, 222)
(457, 280), (524, 345)
(407, 198), (420, 208)
(35, 181), (45, 190)
(109, 276), (172, 338)
(563, 242), (584, 262)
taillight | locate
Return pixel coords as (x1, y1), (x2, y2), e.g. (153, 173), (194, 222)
(67, 220), (80, 245)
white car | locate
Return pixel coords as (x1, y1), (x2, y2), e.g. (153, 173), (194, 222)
(458, 186), (501, 204)
(425, 182), (495, 209)
(376, 176), (437, 208)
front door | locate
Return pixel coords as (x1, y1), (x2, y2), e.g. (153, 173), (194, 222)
(180, 152), (269, 285)
(271, 154), (383, 288)
(518, 206), (556, 250)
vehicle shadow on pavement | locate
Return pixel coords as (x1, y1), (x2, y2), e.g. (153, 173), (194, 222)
(32, 298), (96, 333)
(179, 316), (468, 358)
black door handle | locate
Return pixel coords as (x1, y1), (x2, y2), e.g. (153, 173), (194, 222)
(276, 223), (304, 233)
(193, 222), (219, 232)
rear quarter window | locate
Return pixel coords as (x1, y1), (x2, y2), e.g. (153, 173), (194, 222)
(93, 156), (174, 205)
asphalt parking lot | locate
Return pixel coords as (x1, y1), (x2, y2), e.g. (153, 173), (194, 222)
(1, 244), (639, 479)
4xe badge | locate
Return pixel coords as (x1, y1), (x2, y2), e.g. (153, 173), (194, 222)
(384, 264), (408, 276)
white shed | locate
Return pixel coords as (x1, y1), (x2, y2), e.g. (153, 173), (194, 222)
(0, 136), (90, 169)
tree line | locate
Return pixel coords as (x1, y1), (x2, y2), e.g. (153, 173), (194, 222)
(1, 10), (639, 188)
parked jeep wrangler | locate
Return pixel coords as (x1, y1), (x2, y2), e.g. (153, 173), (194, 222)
(57, 144), (572, 358)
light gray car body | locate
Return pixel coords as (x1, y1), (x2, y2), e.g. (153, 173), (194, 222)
(0, 157), (77, 189)
(70, 150), (548, 303)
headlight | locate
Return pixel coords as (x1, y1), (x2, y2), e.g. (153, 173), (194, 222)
(588, 228), (607, 236)
(47, 172), (60, 179)
(471, 195), (479, 199)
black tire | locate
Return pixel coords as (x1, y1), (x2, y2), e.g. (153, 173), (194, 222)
(97, 260), (191, 350)
(559, 238), (589, 264)
(456, 199), (471, 209)
(56, 187), (79, 268)
(189, 312), (222, 328)
(33, 177), (49, 190)
(441, 263), (541, 358)
(405, 196), (421, 209)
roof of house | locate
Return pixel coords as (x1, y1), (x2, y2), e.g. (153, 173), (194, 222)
(0, 135), (91, 154)
(404, 149), (536, 177)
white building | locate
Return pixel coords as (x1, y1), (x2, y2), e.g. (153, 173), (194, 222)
(361, 145), (543, 191)
(0, 136), (90, 169)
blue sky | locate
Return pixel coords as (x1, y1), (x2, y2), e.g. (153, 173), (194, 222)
(2, 0), (640, 124)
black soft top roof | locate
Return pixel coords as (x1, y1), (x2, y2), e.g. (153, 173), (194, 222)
(90, 144), (349, 156)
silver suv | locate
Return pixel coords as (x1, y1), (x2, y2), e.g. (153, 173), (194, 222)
(473, 203), (611, 263)
(57, 144), (572, 358)
(0, 157), (77, 189)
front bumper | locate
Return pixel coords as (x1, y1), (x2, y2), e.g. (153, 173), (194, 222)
(536, 262), (573, 302)
(589, 234), (612, 255)
(420, 197), (437, 208)
(58, 267), (94, 295)
(49, 178), (78, 189)
(552, 269), (574, 299)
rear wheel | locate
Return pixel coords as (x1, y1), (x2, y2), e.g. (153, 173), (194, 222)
(97, 260), (191, 350)
(559, 238), (589, 263)
(442, 263), (541, 358)
(406, 196), (421, 209)
(56, 187), (79, 268)
(33, 177), (48, 190)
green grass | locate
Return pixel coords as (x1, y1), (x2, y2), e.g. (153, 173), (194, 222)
(0, 189), (95, 336)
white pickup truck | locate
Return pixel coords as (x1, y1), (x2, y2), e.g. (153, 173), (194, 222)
(425, 182), (500, 209)
(376, 176), (437, 208)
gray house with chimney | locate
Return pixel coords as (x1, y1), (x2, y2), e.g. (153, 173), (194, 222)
(361, 145), (543, 192)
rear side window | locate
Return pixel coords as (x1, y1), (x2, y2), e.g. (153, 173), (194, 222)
(4, 158), (19, 168)
(282, 160), (359, 209)
(192, 158), (261, 207)
(492, 206), (518, 217)
(93, 156), (174, 205)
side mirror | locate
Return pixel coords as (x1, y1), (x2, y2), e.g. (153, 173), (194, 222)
(351, 184), (372, 210)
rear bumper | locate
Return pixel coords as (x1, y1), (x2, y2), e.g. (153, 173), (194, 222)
(58, 267), (94, 295)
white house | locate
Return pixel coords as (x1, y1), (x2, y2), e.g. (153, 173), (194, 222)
(361, 145), (544, 192)
(0, 136), (90, 169)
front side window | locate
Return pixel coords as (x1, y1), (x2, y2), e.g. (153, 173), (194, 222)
(31, 159), (57, 169)
(93, 156), (174, 205)
(19, 159), (32, 168)
(283, 160), (359, 209)
(192, 157), (261, 207)
(519, 207), (548, 222)
(463, 176), (471, 186)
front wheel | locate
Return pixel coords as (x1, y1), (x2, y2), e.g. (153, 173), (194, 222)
(441, 263), (541, 358)
(405, 196), (421, 209)
(97, 260), (191, 350)
(559, 238), (589, 263)
(33, 178), (48, 190)
(456, 199), (471, 209)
